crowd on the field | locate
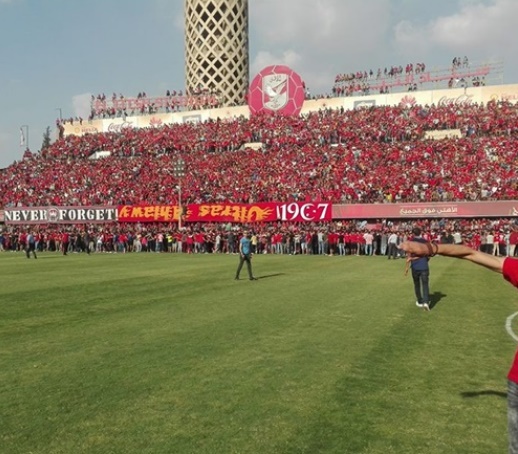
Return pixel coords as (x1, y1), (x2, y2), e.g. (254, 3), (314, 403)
(1, 217), (518, 257)
(2, 100), (518, 209)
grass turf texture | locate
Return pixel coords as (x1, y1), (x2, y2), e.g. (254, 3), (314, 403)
(1, 252), (517, 454)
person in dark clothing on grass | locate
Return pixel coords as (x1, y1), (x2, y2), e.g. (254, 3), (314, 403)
(26, 231), (37, 259)
(407, 227), (430, 310)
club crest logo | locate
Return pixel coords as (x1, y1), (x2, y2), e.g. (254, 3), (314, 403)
(248, 65), (305, 116)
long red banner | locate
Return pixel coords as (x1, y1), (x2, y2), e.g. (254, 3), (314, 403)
(3, 201), (518, 225)
(116, 201), (518, 223)
(117, 202), (333, 223)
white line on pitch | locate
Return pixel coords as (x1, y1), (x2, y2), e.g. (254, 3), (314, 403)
(506, 312), (518, 342)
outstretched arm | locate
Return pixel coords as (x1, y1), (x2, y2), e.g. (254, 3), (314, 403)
(399, 241), (505, 274)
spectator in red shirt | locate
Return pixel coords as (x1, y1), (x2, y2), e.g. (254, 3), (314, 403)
(327, 230), (338, 256)
(194, 231), (205, 253)
(61, 232), (70, 255)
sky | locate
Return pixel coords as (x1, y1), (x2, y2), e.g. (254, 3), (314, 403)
(0, 0), (517, 169)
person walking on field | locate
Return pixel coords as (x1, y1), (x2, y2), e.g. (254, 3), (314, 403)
(406, 227), (430, 310)
(235, 230), (257, 281)
(26, 231), (37, 259)
(398, 239), (518, 454)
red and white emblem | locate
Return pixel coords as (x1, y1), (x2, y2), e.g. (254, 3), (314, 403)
(248, 65), (305, 116)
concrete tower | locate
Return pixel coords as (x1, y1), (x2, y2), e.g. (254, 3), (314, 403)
(184, 0), (249, 107)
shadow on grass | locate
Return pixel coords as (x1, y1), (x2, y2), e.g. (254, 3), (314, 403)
(257, 273), (285, 280)
(429, 291), (447, 310)
(461, 390), (507, 399)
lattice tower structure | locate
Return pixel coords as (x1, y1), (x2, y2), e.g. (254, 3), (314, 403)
(184, 0), (249, 106)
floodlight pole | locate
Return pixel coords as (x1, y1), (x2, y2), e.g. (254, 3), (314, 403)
(178, 183), (183, 230)
(173, 158), (186, 230)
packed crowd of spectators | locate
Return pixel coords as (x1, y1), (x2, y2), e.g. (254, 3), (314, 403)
(1, 99), (517, 210)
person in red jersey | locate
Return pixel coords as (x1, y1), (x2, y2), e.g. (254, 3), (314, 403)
(61, 231), (70, 256)
(398, 240), (518, 454)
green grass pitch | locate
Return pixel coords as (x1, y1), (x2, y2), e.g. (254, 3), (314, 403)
(1, 251), (517, 453)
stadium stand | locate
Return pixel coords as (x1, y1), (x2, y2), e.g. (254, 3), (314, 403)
(1, 101), (518, 209)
